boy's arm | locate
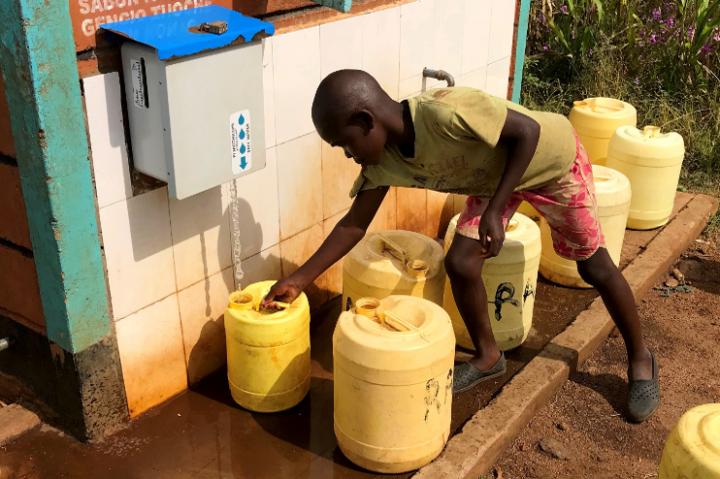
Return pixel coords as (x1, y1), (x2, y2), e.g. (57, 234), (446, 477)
(261, 186), (388, 306)
(480, 109), (540, 257)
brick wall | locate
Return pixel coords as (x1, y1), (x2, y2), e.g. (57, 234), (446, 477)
(0, 72), (45, 333)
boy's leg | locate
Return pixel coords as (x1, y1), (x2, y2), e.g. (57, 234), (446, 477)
(528, 131), (659, 420)
(445, 234), (502, 371)
(577, 248), (653, 380)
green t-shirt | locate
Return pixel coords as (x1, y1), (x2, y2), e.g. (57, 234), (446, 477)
(350, 87), (576, 198)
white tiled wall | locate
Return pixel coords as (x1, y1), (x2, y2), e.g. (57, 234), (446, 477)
(361, 7), (401, 99)
(489, 0), (518, 64)
(273, 27), (321, 144)
(178, 267), (234, 384)
(432, 0), (464, 82)
(399, 0), (436, 98)
(276, 132), (323, 239)
(487, 56), (513, 98)
(84, 73), (132, 209)
(398, 0), (509, 98)
(225, 147), (280, 260)
(320, 15), (364, 77)
(462, 0), (492, 74)
(262, 38), (278, 148)
(115, 294), (187, 416)
(169, 186), (231, 291)
(98, 187), (176, 321)
(84, 0), (518, 416)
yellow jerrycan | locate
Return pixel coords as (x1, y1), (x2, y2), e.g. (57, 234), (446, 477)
(569, 97), (637, 165)
(224, 280), (311, 412)
(659, 403), (720, 479)
(342, 230), (445, 311)
(607, 125), (685, 230)
(333, 296), (455, 473)
(443, 212), (541, 350)
(539, 165), (631, 288)
(516, 200), (541, 225)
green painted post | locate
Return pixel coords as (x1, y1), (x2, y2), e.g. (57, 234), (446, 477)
(0, 0), (111, 353)
(313, 0), (352, 13)
(512, 0), (532, 103)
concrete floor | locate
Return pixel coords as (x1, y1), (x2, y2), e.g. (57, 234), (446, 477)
(0, 223), (670, 479)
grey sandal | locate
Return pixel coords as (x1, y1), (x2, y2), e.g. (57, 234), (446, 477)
(453, 353), (507, 394)
(627, 351), (660, 423)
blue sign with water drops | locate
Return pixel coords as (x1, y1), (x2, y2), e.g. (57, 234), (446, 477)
(230, 109), (252, 174)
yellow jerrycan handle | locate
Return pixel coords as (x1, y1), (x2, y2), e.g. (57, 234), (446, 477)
(228, 287), (292, 313)
(355, 297), (431, 341)
(573, 98), (624, 113)
(377, 233), (408, 263)
(376, 234), (429, 279)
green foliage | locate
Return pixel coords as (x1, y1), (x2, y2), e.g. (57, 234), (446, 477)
(529, 0), (720, 91)
(523, 0), (720, 183)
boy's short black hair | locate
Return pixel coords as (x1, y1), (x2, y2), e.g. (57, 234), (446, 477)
(311, 69), (387, 132)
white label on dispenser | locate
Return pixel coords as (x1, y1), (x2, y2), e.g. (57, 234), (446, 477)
(230, 110), (252, 175)
(130, 58), (147, 109)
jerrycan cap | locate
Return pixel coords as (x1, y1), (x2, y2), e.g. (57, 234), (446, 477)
(406, 259), (429, 278)
(642, 125), (662, 138)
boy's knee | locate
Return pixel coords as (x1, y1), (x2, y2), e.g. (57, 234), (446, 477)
(445, 250), (482, 281)
(577, 251), (615, 286)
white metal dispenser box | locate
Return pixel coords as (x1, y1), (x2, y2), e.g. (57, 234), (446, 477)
(102, 6), (274, 199)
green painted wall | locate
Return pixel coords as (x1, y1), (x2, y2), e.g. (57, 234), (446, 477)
(512, 0), (532, 103)
(0, 0), (111, 353)
(313, 0), (352, 13)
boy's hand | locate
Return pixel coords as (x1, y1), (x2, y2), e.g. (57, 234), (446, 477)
(262, 278), (304, 309)
(478, 209), (505, 258)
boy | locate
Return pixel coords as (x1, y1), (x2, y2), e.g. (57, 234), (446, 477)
(262, 70), (659, 423)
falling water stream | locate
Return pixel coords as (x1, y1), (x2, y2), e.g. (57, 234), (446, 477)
(228, 179), (245, 289)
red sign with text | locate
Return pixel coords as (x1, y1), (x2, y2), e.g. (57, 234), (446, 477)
(69, 0), (234, 51)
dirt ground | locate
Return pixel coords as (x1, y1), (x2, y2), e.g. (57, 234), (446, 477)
(493, 230), (720, 479)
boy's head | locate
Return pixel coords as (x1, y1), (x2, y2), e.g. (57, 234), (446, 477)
(312, 70), (394, 166)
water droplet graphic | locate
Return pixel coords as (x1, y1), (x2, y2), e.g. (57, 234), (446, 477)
(239, 129), (246, 140)
(240, 144), (246, 153)
(238, 114), (245, 125)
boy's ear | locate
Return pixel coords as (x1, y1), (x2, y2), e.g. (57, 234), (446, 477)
(348, 110), (374, 134)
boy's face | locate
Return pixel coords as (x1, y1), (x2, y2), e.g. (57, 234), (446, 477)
(320, 118), (387, 166)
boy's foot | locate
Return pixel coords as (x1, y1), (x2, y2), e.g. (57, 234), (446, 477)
(629, 348), (654, 380)
(627, 351), (660, 423)
(453, 353), (506, 394)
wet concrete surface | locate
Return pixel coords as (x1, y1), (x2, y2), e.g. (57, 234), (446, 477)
(0, 226), (667, 479)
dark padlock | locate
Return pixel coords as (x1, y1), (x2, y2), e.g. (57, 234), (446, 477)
(198, 21), (228, 35)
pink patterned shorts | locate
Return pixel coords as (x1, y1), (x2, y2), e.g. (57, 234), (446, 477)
(457, 134), (605, 261)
